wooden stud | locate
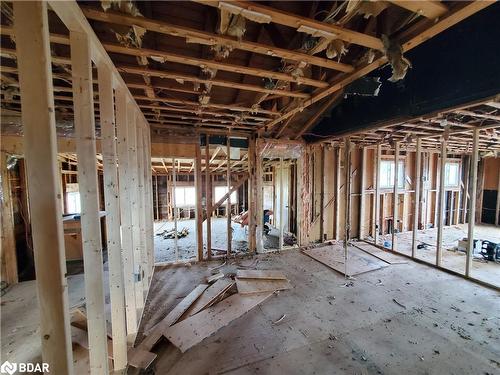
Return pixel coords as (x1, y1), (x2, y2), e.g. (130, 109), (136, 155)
(70, 29), (109, 372)
(13, 2), (73, 372)
(343, 139), (352, 278)
(127, 107), (144, 310)
(248, 136), (257, 253)
(172, 157), (179, 260)
(136, 124), (149, 295)
(359, 147), (366, 239)
(98, 63), (128, 370)
(436, 139), (447, 267)
(115, 88), (138, 337)
(466, 129), (479, 277)
(334, 147), (341, 240)
(392, 141), (400, 251)
(226, 136), (232, 256)
(319, 146), (325, 242)
(279, 157), (285, 250)
(1, 152), (18, 285)
(205, 135), (212, 259)
(195, 141), (204, 260)
(412, 138), (422, 258)
(374, 144), (382, 244)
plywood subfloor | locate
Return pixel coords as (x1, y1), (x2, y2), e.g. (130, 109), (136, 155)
(352, 241), (409, 264)
(302, 244), (388, 277)
(131, 250), (500, 374)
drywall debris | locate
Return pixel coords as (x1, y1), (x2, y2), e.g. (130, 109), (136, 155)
(382, 35), (411, 82)
(101, 0), (142, 17)
(326, 39), (348, 61)
(346, 0), (388, 19)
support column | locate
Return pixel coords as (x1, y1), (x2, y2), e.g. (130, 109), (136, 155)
(436, 139), (447, 267)
(412, 138), (422, 258)
(128, 110), (144, 309)
(172, 158), (179, 260)
(343, 139), (352, 277)
(70, 29), (109, 372)
(226, 136), (232, 256)
(13, 3), (73, 372)
(466, 129), (479, 277)
(319, 146), (325, 242)
(115, 89), (137, 336)
(248, 136), (257, 253)
(135, 125), (148, 295)
(359, 147), (366, 239)
(279, 157), (285, 250)
(392, 141), (400, 251)
(1, 152), (18, 285)
(373, 145), (381, 242)
(144, 127), (154, 273)
(195, 141), (204, 260)
(334, 147), (341, 240)
(97, 64), (127, 370)
(205, 135), (212, 259)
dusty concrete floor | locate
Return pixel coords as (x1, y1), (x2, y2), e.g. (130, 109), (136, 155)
(0, 265), (112, 373)
(154, 218), (249, 263)
(134, 248), (500, 375)
(377, 224), (500, 287)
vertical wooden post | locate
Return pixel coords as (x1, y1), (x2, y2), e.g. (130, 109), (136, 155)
(359, 147), (366, 239)
(334, 147), (341, 240)
(97, 64), (127, 370)
(70, 29), (109, 372)
(319, 146), (325, 242)
(205, 135), (212, 259)
(256, 139), (264, 252)
(135, 124), (148, 294)
(374, 144), (382, 244)
(172, 157), (179, 260)
(226, 136), (232, 256)
(195, 141), (204, 260)
(279, 157), (285, 250)
(155, 175), (159, 221)
(144, 125), (153, 282)
(13, 3), (73, 372)
(436, 139), (447, 267)
(412, 138), (422, 258)
(343, 139), (352, 277)
(392, 141), (400, 251)
(115, 89), (137, 336)
(466, 129), (479, 277)
(248, 136), (257, 253)
(1, 152), (18, 285)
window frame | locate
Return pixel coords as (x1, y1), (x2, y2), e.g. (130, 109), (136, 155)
(379, 159), (405, 190)
(444, 160), (461, 188)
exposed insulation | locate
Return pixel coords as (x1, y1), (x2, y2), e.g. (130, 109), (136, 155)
(382, 35), (411, 82)
(346, 0), (388, 19)
(326, 40), (348, 61)
(101, 0), (142, 17)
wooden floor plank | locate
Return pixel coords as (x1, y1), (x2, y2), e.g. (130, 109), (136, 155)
(164, 292), (273, 353)
(353, 242), (408, 265)
(301, 245), (387, 277)
(236, 278), (292, 295)
(184, 279), (235, 318)
(236, 269), (287, 280)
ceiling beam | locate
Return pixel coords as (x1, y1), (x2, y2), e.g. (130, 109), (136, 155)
(194, 1), (384, 50)
(387, 1), (448, 20)
(80, 7), (354, 73)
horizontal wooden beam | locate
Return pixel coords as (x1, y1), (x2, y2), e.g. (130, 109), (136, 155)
(80, 7), (354, 73)
(388, 1), (448, 20)
(196, 0), (383, 50)
(118, 65), (310, 99)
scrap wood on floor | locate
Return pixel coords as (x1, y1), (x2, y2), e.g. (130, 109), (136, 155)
(352, 241), (408, 265)
(301, 244), (388, 277)
(163, 292), (274, 353)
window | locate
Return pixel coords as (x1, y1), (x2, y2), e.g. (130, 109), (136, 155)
(444, 162), (460, 187)
(66, 191), (81, 213)
(174, 187), (196, 207)
(214, 186), (237, 204)
(379, 160), (405, 189)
